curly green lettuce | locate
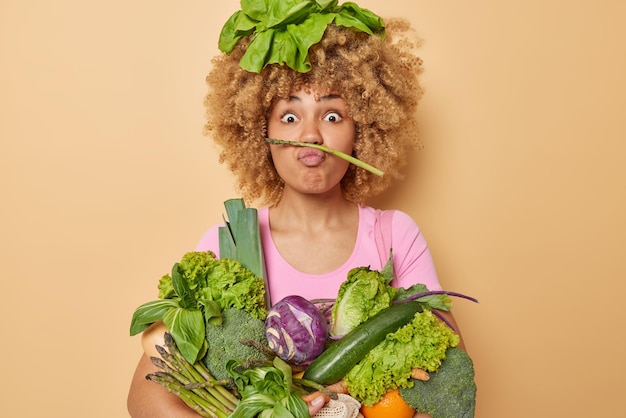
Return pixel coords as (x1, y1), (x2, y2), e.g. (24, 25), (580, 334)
(130, 251), (268, 363)
(158, 251), (267, 320)
(344, 309), (460, 406)
(329, 266), (396, 337)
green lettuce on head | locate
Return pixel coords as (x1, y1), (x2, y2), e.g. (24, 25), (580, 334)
(329, 265), (396, 337)
(218, 0), (386, 73)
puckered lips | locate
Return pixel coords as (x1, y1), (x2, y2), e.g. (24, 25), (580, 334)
(297, 148), (326, 167)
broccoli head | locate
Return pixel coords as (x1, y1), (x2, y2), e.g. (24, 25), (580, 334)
(399, 347), (476, 418)
(203, 308), (269, 381)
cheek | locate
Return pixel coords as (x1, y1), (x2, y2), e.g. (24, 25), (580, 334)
(268, 146), (287, 169)
(335, 126), (356, 154)
(267, 120), (286, 140)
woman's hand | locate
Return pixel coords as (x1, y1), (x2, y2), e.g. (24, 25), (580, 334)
(303, 392), (329, 416)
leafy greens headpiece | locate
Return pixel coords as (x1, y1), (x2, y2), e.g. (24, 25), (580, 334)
(218, 0), (386, 73)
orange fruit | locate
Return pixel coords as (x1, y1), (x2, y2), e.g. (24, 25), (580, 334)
(360, 389), (414, 418)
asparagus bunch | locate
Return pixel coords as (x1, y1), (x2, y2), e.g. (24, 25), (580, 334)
(146, 333), (240, 418)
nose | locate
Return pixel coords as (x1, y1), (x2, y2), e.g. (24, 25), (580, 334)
(299, 119), (323, 145)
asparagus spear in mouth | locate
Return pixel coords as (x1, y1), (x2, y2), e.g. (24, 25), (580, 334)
(265, 138), (384, 177)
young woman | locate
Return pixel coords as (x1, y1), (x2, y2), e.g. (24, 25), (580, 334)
(128, 3), (463, 417)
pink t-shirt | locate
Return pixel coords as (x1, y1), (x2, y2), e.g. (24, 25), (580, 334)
(195, 205), (441, 305)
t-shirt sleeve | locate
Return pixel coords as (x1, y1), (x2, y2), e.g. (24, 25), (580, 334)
(391, 211), (442, 291)
(194, 224), (222, 254)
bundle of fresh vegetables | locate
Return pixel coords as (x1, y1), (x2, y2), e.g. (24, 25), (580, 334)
(298, 257), (479, 418)
(129, 200), (270, 416)
(130, 199), (338, 417)
(129, 249), (268, 365)
(129, 196), (478, 417)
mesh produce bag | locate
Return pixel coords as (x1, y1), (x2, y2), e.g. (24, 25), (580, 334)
(313, 393), (363, 418)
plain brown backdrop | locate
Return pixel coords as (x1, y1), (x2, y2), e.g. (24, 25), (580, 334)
(2, 0), (625, 416)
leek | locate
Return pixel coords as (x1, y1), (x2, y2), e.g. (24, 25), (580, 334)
(219, 199), (270, 308)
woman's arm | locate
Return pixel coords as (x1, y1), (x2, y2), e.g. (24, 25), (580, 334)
(128, 353), (327, 417)
(127, 354), (201, 418)
(436, 309), (466, 350)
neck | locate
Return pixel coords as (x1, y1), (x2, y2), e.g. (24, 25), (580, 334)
(270, 189), (356, 230)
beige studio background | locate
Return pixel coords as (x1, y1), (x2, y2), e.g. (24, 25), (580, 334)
(1, 0), (625, 417)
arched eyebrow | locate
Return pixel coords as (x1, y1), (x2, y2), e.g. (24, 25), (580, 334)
(321, 93), (342, 101)
(287, 93), (343, 102)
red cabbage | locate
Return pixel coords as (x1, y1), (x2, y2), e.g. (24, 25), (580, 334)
(264, 295), (328, 365)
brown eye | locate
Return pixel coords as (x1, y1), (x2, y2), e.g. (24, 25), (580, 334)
(281, 113), (298, 123)
(324, 112), (342, 123)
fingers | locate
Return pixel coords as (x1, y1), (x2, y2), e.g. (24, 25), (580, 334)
(302, 392), (330, 416)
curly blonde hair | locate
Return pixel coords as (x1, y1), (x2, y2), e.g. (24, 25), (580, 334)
(203, 18), (424, 206)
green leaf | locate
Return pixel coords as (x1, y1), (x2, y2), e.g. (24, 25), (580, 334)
(289, 13), (335, 55)
(199, 299), (223, 326)
(317, 0), (339, 11)
(266, 0), (318, 28)
(224, 198), (246, 230)
(416, 293), (453, 311)
(336, 2), (385, 34)
(240, 29), (275, 73)
(229, 392), (274, 417)
(218, 226), (237, 260)
(129, 299), (180, 335)
(219, 10), (244, 52)
(394, 284), (453, 311)
(234, 208), (264, 278)
(281, 393), (309, 418)
(267, 28), (301, 70)
(227, 357), (307, 418)
(380, 249), (395, 284)
(240, 0), (271, 21)
(266, 401), (294, 418)
(284, 13), (335, 71)
(218, 0), (385, 73)
(273, 356), (294, 388)
(163, 307), (205, 363)
(171, 263), (195, 309)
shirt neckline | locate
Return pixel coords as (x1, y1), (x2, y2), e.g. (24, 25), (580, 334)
(260, 205), (365, 278)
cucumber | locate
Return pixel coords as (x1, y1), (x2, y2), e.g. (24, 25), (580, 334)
(303, 301), (423, 385)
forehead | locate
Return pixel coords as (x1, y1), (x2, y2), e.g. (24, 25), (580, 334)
(268, 90), (347, 116)
(264, 77), (351, 115)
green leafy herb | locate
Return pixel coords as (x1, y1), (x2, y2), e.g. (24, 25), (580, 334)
(219, 0), (385, 73)
(227, 357), (310, 418)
